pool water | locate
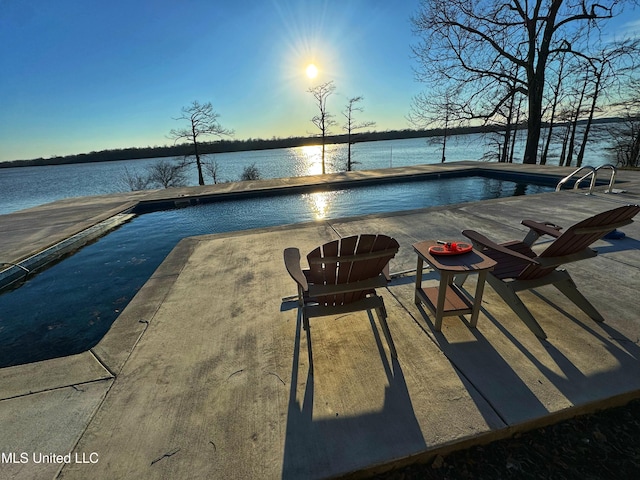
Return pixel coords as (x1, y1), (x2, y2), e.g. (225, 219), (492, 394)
(0, 176), (553, 367)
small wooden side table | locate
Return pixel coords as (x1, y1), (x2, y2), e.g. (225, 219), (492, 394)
(413, 240), (496, 331)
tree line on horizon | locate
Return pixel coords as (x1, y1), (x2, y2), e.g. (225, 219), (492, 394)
(0, 123), (537, 169)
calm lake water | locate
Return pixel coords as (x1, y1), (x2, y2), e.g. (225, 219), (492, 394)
(0, 130), (612, 215)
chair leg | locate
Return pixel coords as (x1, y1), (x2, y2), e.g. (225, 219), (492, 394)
(375, 302), (398, 359)
(303, 311), (314, 376)
(487, 276), (548, 339)
(299, 285), (311, 371)
(553, 272), (605, 322)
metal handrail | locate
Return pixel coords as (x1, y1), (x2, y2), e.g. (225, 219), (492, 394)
(573, 170), (597, 192)
(556, 166), (596, 193)
(555, 164), (618, 194)
(595, 164), (617, 193)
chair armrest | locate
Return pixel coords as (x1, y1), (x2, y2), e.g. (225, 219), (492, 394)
(462, 230), (539, 265)
(284, 248), (308, 291)
(521, 220), (563, 238)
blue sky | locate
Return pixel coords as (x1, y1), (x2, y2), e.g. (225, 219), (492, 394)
(1, 1), (639, 162)
(0, 0), (421, 162)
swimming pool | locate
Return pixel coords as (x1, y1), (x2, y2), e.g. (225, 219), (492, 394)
(0, 175), (554, 367)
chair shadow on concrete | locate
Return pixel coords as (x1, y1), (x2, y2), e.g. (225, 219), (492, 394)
(476, 296), (640, 412)
(398, 260), (640, 428)
(281, 308), (426, 479)
(592, 236), (640, 255)
(413, 301), (551, 426)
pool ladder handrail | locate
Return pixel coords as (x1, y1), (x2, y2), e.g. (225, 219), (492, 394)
(555, 164), (617, 194)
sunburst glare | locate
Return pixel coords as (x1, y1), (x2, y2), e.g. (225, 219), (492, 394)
(306, 63), (318, 79)
(274, 1), (342, 88)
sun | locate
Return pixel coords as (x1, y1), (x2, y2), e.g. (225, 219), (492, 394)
(305, 63), (318, 79)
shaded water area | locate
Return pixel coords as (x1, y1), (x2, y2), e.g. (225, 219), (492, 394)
(0, 175), (553, 367)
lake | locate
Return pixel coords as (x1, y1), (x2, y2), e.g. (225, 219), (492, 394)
(0, 128), (613, 215)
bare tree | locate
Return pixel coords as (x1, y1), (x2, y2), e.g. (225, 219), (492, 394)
(147, 158), (189, 188)
(540, 52), (573, 165)
(203, 159), (224, 184)
(575, 39), (640, 166)
(308, 81), (337, 174)
(120, 158), (188, 190)
(489, 70), (525, 163)
(342, 96), (375, 171)
(408, 88), (464, 163)
(565, 66), (591, 167)
(121, 166), (152, 191)
(412, 0), (637, 164)
(607, 76), (640, 167)
(240, 163), (261, 181)
(169, 101), (233, 186)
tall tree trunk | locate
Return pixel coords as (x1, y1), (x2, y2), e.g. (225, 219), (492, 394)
(501, 94), (514, 163)
(523, 1), (560, 165)
(541, 56), (566, 165)
(501, 128), (511, 163)
(566, 74), (588, 167)
(347, 129), (352, 171)
(192, 131), (205, 186)
(576, 69), (602, 167)
(559, 124), (571, 167)
(566, 115), (579, 167)
(509, 97), (522, 163)
(441, 113), (449, 163)
(632, 124), (640, 167)
(321, 125), (326, 174)
(523, 81), (544, 164)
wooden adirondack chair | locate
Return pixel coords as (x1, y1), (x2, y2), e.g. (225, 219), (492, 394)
(284, 234), (400, 373)
(462, 204), (640, 339)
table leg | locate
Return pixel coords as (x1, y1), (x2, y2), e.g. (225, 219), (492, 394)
(469, 270), (488, 328)
(414, 256), (424, 305)
(434, 271), (451, 331)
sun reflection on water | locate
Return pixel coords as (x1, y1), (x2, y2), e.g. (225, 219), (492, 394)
(298, 145), (323, 176)
(303, 190), (339, 220)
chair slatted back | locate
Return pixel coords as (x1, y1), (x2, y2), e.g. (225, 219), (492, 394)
(306, 234), (399, 307)
(518, 205), (640, 280)
(488, 240), (537, 280)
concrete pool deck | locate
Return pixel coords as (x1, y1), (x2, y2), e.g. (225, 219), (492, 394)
(1, 162), (640, 479)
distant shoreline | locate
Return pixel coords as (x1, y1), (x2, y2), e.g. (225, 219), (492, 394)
(0, 117), (623, 168)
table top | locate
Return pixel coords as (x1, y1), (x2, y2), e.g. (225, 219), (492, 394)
(413, 240), (496, 272)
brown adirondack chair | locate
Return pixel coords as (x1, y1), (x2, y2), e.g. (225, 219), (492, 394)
(462, 204), (640, 339)
(284, 234), (399, 373)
